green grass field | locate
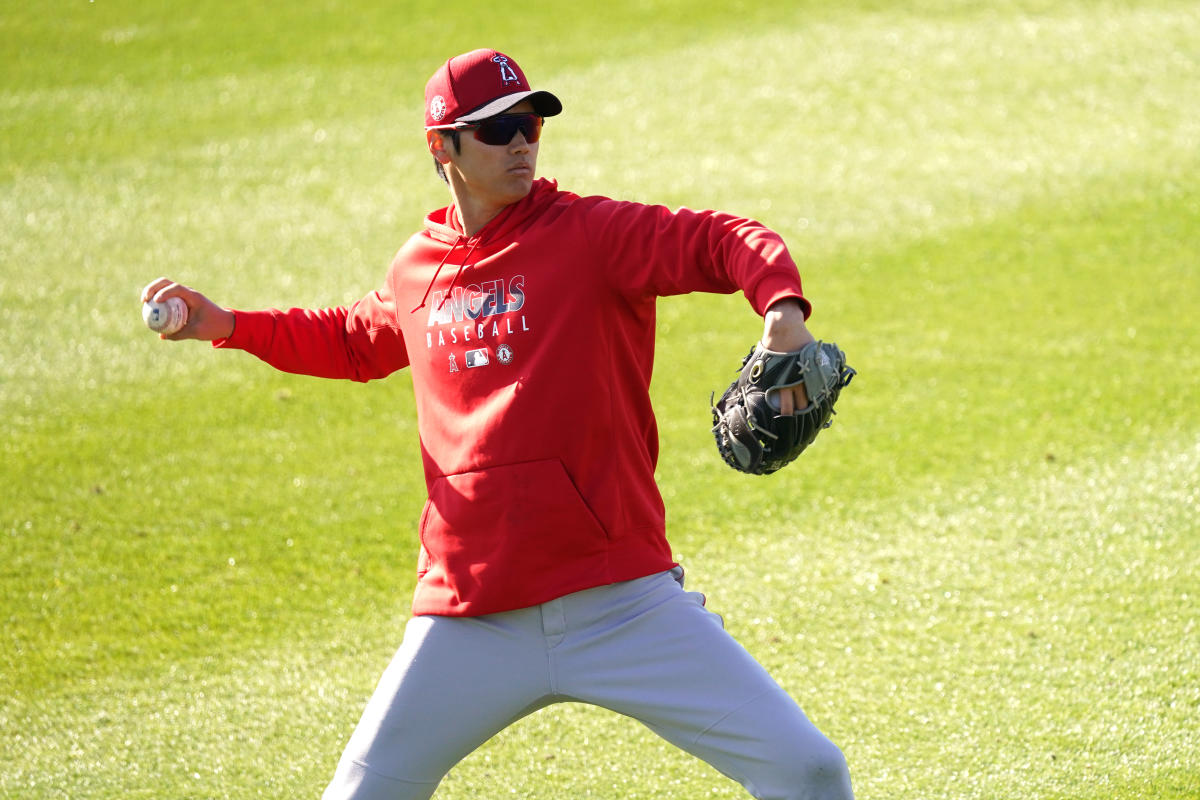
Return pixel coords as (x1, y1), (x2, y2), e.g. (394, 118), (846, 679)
(3, 1), (1198, 797)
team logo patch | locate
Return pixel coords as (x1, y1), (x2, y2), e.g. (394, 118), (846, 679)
(430, 95), (447, 122)
(496, 344), (514, 364)
(492, 55), (520, 86)
(465, 348), (490, 368)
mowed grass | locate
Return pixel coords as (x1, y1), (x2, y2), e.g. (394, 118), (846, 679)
(3, 1), (1198, 798)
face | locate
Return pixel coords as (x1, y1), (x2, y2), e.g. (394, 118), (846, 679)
(429, 100), (540, 211)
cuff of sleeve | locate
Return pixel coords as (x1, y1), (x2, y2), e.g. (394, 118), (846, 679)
(212, 309), (270, 350)
(751, 273), (812, 320)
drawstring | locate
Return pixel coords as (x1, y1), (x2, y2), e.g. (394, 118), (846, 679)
(411, 201), (518, 313)
(410, 239), (458, 313)
(410, 234), (480, 313)
(434, 236), (482, 311)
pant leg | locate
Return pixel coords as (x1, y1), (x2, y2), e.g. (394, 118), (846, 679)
(554, 570), (853, 800)
(323, 609), (553, 800)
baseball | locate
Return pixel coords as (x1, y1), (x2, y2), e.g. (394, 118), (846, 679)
(142, 296), (188, 335)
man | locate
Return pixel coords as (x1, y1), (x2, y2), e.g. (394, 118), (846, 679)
(144, 49), (854, 800)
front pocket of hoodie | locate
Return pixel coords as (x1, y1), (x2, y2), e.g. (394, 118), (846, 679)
(418, 459), (609, 597)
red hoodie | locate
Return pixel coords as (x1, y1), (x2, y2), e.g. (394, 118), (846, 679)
(216, 178), (810, 616)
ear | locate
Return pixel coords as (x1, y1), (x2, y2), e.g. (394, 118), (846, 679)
(427, 130), (452, 164)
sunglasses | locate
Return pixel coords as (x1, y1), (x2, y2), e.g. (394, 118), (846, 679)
(459, 113), (543, 146)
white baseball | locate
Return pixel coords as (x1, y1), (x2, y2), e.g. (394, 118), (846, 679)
(142, 296), (188, 335)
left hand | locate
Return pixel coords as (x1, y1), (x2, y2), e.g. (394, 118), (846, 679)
(761, 299), (815, 414)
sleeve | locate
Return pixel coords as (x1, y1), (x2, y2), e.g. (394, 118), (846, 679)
(584, 198), (811, 318)
(212, 286), (409, 382)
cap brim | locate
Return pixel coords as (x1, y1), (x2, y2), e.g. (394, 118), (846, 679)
(455, 90), (562, 123)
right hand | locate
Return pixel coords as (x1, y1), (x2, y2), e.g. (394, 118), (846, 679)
(141, 277), (236, 341)
(761, 299), (816, 415)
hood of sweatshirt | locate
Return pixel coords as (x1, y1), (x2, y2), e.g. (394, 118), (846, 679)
(412, 179), (568, 313)
(422, 177), (565, 245)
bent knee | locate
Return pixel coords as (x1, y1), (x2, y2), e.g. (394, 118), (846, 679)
(791, 739), (853, 800)
(799, 739), (852, 798)
(753, 737), (853, 800)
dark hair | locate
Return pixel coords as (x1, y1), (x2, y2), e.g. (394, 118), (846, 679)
(433, 130), (461, 184)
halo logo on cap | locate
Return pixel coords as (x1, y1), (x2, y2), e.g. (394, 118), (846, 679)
(492, 55), (520, 85)
(430, 95), (447, 122)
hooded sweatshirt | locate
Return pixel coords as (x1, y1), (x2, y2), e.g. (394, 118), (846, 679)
(216, 178), (810, 617)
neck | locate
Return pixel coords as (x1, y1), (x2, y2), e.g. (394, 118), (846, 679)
(447, 183), (513, 237)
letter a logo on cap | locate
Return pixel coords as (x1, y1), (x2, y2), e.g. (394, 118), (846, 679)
(493, 55), (520, 86)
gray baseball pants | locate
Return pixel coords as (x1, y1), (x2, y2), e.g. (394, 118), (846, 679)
(322, 567), (853, 800)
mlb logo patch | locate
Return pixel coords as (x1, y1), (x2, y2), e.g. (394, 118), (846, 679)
(465, 348), (490, 368)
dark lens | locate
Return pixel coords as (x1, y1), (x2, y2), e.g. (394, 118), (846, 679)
(472, 114), (542, 146)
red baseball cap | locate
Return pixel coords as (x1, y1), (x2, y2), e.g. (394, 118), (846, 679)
(424, 49), (562, 129)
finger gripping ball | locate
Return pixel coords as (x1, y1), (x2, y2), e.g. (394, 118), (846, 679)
(142, 297), (188, 335)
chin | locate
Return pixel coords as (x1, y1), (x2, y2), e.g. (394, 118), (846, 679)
(502, 176), (535, 201)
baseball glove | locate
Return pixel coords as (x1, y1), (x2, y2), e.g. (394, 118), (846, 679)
(711, 340), (855, 475)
